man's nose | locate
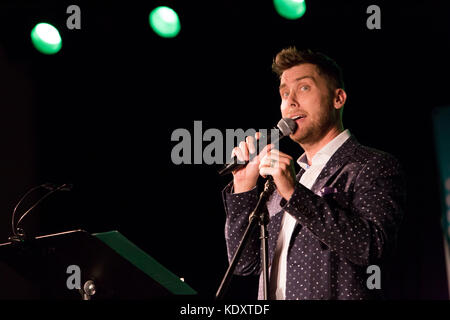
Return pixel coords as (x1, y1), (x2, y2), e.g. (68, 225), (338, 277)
(287, 91), (299, 108)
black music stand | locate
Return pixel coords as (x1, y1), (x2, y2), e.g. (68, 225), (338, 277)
(0, 229), (197, 299)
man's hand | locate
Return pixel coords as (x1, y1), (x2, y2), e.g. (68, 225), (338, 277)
(259, 148), (296, 201)
(231, 133), (272, 193)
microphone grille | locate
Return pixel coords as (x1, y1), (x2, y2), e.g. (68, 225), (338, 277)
(277, 118), (297, 136)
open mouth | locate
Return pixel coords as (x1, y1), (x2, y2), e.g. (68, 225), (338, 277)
(291, 115), (306, 120)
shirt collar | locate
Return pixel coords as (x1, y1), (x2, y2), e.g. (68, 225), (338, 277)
(297, 129), (351, 170)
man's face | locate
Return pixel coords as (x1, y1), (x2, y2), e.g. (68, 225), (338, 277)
(279, 63), (338, 145)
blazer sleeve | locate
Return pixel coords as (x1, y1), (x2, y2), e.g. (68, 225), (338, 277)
(222, 181), (262, 276)
(282, 153), (406, 266)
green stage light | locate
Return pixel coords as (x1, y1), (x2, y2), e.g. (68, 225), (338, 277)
(31, 23), (62, 55)
(149, 6), (181, 38)
(273, 0), (307, 20)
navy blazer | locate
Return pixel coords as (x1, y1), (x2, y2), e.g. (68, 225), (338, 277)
(222, 136), (406, 300)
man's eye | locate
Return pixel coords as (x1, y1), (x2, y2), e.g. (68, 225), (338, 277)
(281, 92), (289, 98)
(300, 85), (309, 91)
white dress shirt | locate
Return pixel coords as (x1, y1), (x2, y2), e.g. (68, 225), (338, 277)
(269, 129), (351, 299)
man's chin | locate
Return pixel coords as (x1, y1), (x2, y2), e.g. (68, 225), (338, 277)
(290, 131), (312, 145)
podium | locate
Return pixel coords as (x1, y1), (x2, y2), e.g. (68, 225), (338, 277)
(0, 230), (197, 299)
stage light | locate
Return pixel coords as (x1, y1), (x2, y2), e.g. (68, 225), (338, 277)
(149, 6), (181, 38)
(31, 23), (62, 55)
(273, 0), (307, 20)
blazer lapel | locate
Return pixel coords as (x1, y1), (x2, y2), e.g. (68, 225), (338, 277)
(265, 137), (358, 263)
(296, 167), (306, 181)
(266, 167), (307, 263)
(310, 135), (359, 195)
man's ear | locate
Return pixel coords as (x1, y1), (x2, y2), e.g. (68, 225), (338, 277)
(333, 88), (347, 110)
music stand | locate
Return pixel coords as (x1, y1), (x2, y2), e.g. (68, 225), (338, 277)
(0, 229), (197, 299)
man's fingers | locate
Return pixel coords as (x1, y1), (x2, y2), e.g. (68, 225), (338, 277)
(266, 149), (293, 161)
(259, 155), (287, 169)
(259, 149), (296, 172)
(259, 166), (276, 178)
(232, 135), (293, 168)
(246, 136), (256, 155)
(231, 147), (244, 162)
(258, 144), (273, 160)
(259, 155), (273, 169)
(239, 141), (249, 161)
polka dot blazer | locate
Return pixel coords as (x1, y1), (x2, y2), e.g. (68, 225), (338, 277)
(222, 136), (406, 300)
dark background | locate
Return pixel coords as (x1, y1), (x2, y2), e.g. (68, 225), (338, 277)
(0, 0), (448, 299)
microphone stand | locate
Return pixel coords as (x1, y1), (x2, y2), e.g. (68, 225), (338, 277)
(215, 177), (275, 300)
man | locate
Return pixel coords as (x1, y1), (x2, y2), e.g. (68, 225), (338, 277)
(222, 47), (406, 300)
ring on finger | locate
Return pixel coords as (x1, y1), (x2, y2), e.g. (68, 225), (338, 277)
(269, 159), (277, 168)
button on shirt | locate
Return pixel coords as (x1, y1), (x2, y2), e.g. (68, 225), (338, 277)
(269, 129), (351, 300)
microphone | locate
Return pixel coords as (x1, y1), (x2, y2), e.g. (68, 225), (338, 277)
(9, 183), (73, 242)
(218, 118), (297, 176)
